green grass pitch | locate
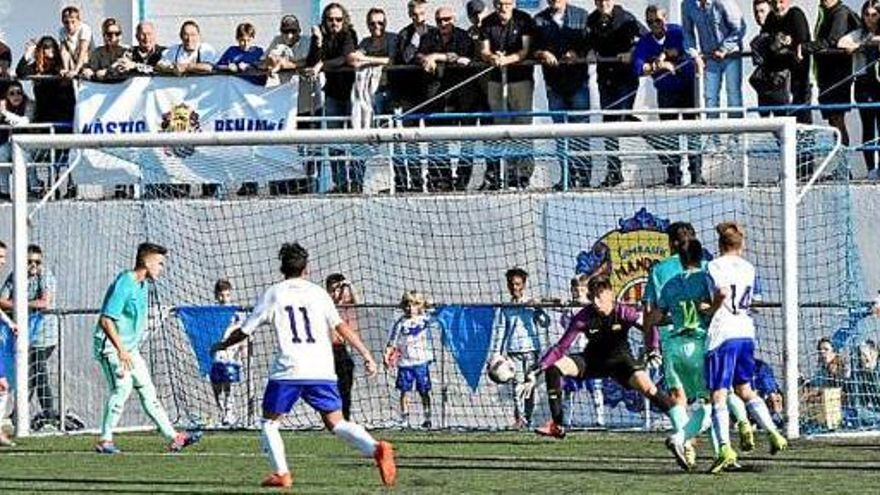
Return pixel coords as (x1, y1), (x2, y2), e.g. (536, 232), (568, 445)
(1, 430), (879, 493)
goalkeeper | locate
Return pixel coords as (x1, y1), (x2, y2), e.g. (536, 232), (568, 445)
(527, 276), (674, 446)
(93, 242), (201, 454)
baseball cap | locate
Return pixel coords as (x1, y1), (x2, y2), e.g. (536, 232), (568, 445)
(466, 0), (485, 18)
(280, 15), (301, 34)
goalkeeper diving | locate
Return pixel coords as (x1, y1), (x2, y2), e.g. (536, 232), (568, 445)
(522, 277), (673, 450)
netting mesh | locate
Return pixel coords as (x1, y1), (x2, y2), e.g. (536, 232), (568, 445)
(11, 122), (874, 435)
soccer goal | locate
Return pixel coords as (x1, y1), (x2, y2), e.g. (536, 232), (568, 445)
(7, 118), (855, 440)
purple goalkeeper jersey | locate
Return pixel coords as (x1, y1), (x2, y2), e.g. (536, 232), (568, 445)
(538, 303), (654, 371)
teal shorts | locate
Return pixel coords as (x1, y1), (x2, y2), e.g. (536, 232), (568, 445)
(662, 335), (707, 399)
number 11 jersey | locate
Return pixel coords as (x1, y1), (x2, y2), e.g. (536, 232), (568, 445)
(240, 278), (343, 381)
(706, 255), (757, 352)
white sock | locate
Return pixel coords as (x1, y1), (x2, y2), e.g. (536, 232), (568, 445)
(260, 419), (289, 474)
(333, 420), (378, 457)
(697, 403), (720, 455)
(0, 391), (7, 419)
(592, 384), (605, 426)
(746, 398), (780, 435)
(712, 404), (730, 448)
(727, 393), (749, 423)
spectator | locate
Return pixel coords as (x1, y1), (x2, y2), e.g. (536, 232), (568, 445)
(390, 0), (435, 193)
(262, 15), (316, 195)
(465, 0), (499, 190)
(157, 20), (217, 75)
(682, 0), (746, 118)
(57, 5), (93, 78)
(0, 41), (13, 95)
(750, 0), (792, 115)
(480, 0), (536, 190)
(803, 0), (859, 148)
(765, 0), (811, 124)
(0, 244), (58, 429)
(325, 274), (360, 421)
(634, 5), (703, 186)
(0, 81), (35, 199)
(533, 0), (592, 190)
(81, 18), (128, 81)
(489, 267), (549, 429)
(811, 337), (848, 388)
(839, 1), (880, 178)
(16, 36), (76, 198)
(417, 6), (475, 192)
(306, 3), (360, 193)
(849, 340), (880, 410)
(757, 0), (812, 179)
(116, 21), (165, 74)
(587, 0), (646, 187)
(350, 8), (397, 117)
(216, 22), (266, 86)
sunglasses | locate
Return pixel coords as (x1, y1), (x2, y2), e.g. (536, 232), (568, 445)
(368, 21), (385, 27)
(27, 259), (42, 265)
(437, 16), (454, 22)
(105, 31), (122, 37)
(327, 16), (344, 23)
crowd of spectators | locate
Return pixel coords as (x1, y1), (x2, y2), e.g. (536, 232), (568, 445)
(2, 1), (880, 195)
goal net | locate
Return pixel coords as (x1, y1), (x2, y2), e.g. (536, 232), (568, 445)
(6, 119), (865, 439)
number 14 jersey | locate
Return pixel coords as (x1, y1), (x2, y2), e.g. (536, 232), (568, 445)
(706, 255), (757, 352)
(240, 278), (343, 381)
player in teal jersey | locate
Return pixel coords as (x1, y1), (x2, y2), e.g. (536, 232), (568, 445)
(643, 223), (752, 470)
(93, 242), (200, 454)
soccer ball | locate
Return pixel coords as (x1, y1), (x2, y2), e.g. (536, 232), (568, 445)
(487, 354), (516, 384)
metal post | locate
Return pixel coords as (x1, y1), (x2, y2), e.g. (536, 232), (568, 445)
(440, 331), (447, 430)
(562, 113), (570, 191)
(11, 141), (30, 437)
(780, 119), (800, 440)
(58, 315), (65, 433)
(247, 339), (254, 427)
(500, 66), (509, 188)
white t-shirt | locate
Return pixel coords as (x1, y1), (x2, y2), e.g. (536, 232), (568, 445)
(386, 314), (434, 367)
(160, 42), (218, 65)
(707, 254), (757, 351)
(240, 278), (343, 381)
(58, 23), (94, 64)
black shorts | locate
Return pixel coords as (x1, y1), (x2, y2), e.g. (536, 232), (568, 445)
(570, 350), (643, 388)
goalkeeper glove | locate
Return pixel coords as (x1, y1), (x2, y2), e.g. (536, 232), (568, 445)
(644, 348), (663, 369)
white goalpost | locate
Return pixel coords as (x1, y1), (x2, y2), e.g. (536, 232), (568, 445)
(10, 118), (809, 439)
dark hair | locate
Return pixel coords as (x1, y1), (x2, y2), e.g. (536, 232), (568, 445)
(279, 242), (308, 278)
(35, 36), (62, 74)
(817, 337), (834, 351)
(322, 3), (354, 34)
(135, 242), (168, 267)
(588, 275), (613, 298)
(666, 221), (696, 253)
(4, 81), (29, 115)
(325, 273), (346, 291)
(862, 1), (880, 32)
(505, 267), (528, 282)
(61, 6), (80, 18)
(0, 240), (6, 250)
(102, 17), (120, 34)
(27, 244), (42, 255)
(366, 7), (386, 23)
(214, 278), (232, 295)
(235, 22), (256, 39)
(179, 19), (200, 37)
(678, 239), (703, 268)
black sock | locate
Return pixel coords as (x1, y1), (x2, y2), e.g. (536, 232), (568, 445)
(546, 366), (564, 425)
(646, 388), (672, 413)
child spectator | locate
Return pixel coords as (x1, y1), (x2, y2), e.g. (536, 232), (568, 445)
(210, 279), (246, 426)
(216, 22), (265, 86)
(326, 274), (360, 421)
(57, 5), (93, 78)
(384, 290), (435, 429)
(489, 267), (549, 429)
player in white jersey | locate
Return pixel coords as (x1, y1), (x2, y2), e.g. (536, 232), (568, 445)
(704, 222), (787, 474)
(213, 243), (396, 489)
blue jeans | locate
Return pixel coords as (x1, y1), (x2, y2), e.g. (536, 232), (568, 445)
(547, 83), (592, 187)
(324, 96), (364, 193)
(704, 57), (743, 118)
